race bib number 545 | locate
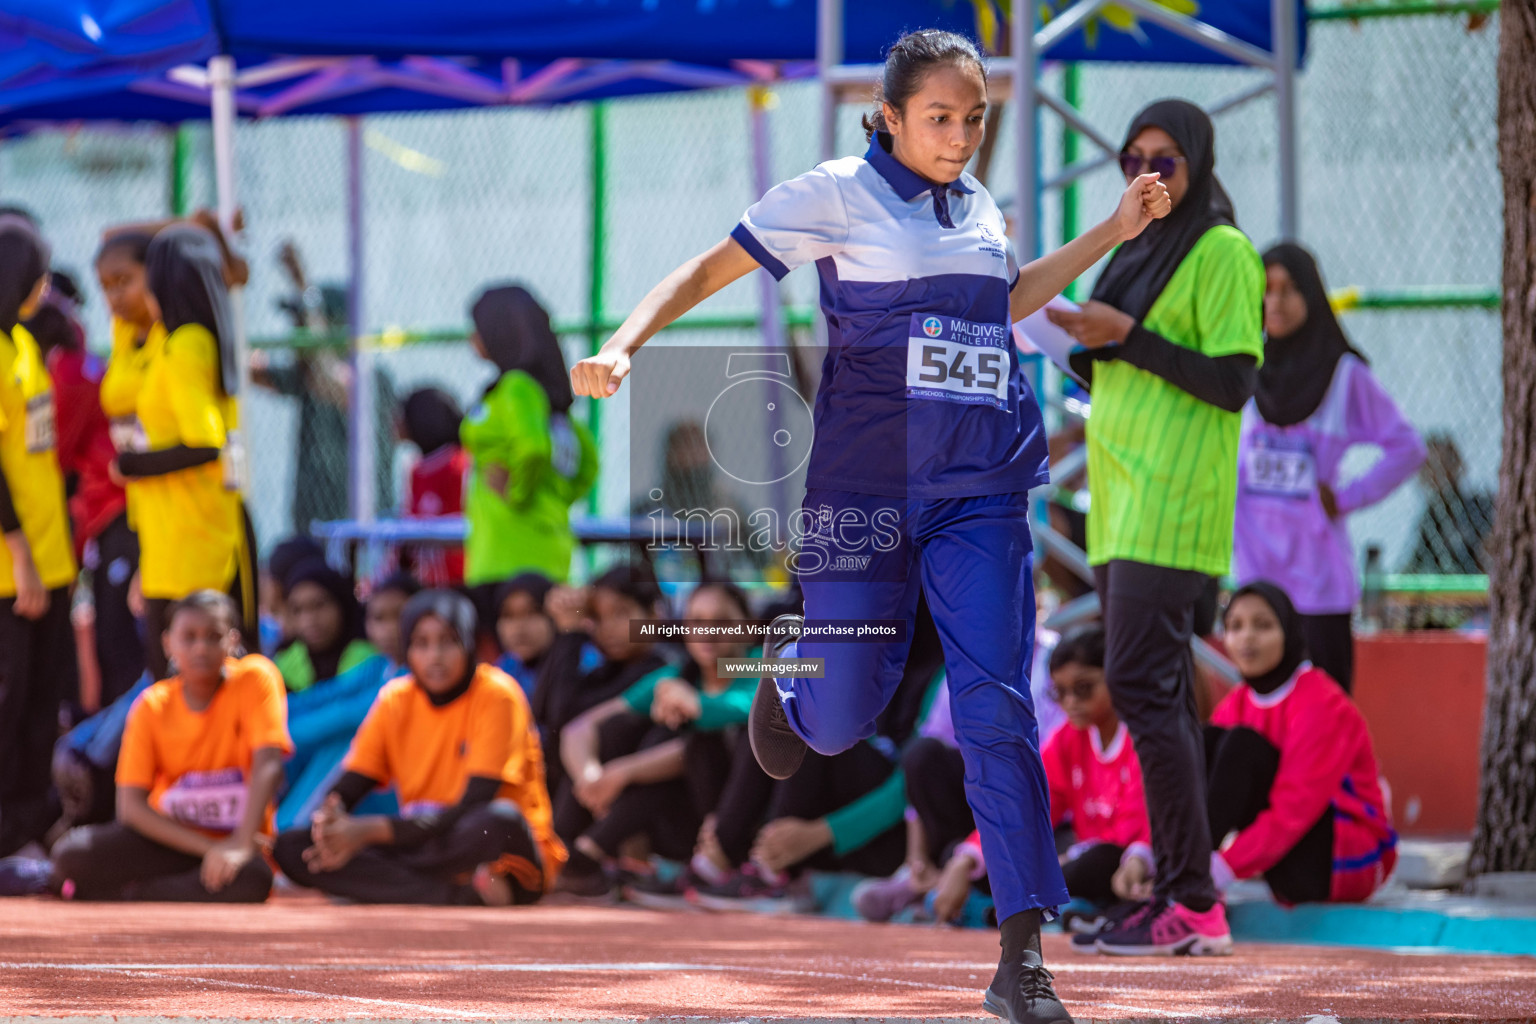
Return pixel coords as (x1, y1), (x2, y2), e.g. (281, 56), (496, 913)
(906, 314), (1011, 411)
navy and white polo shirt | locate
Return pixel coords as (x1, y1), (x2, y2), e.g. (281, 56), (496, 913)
(731, 132), (1050, 500)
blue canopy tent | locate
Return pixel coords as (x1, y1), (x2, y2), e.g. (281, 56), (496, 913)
(0, 0), (991, 129)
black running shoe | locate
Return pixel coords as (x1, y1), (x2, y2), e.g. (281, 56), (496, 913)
(1065, 899), (1141, 952)
(622, 870), (696, 911)
(748, 613), (808, 780)
(983, 951), (1074, 1024)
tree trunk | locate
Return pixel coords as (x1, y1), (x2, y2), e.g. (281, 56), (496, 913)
(1470, 0), (1536, 878)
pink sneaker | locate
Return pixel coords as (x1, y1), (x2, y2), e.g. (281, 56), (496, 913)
(1094, 898), (1233, 956)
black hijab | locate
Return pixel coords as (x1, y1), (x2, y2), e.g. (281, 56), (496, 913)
(1225, 581), (1308, 695)
(470, 284), (574, 413)
(402, 387), (463, 455)
(400, 589), (479, 705)
(283, 558), (365, 681)
(494, 572), (556, 623)
(0, 216), (50, 333)
(1255, 243), (1367, 427)
(492, 572), (558, 670)
(1091, 100), (1237, 322)
(268, 535), (325, 600)
(372, 571), (423, 602)
(145, 224), (239, 397)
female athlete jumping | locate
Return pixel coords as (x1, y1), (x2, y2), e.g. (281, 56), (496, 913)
(572, 30), (1169, 1024)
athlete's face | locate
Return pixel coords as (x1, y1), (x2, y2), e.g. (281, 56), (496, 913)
(497, 590), (556, 666)
(884, 63), (988, 186)
(365, 587), (410, 665)
(1050, 661), (1114, 732)
(96, 249), (155, 330)
(1123, 126), (1188, 210)
(683, 586), (750, 670)
(1264, 264), (1309, 339)
(1223, 594), (1286, 680)
(288, 581), (345, 655)
(164, 606), (239, 685)
(407, 613), (470, 695)
(589, 587), (651, 662)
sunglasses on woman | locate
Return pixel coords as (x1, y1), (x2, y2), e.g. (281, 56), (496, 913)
(1050, 680), (1101, 703)
(1119, 152), (1186, 179)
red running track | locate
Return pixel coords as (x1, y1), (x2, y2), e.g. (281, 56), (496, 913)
(0, 893), (1532, 1021)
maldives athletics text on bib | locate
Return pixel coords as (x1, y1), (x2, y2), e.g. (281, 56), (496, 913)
(906, 314), (1011, 411)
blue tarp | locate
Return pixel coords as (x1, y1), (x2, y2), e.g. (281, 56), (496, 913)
(0, 0), (1304, 125)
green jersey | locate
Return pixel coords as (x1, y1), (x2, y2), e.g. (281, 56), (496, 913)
(460, 370), (599, 585)
(1086, 225), (1265, 576)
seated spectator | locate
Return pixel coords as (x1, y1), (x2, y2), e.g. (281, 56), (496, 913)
(273, 590), (565, 905)
(910, 629), (1151, 931)
(1115, 582), (1397, 909)
(554, 582), (761, 898)
(275, 573), (420, 830)
(49, 592), (290, 902)
(852, 671), (962, 923)
(399, 387), (468, 587)
(687, 743), (907, 913)
(494, 572), (559, 696)
(274, 560), (378, 692)
(1044, 628), (1150, 911)
(260, 535), (325, 656)
(531, 564), (673, 798)
(688, 600), (946, 914)
(48, 672), (155, 845)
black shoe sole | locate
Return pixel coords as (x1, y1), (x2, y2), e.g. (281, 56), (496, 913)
(748, 675), (807, 780)
(983, 986), (1074, 1024)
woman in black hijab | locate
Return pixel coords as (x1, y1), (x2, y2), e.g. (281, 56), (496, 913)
(274, 559), (373, 690)
(1201, 581), (1397, 907)
(120, 224), (256, 679)
(1044, 99), (1268, 956)
(492, 571), (558, 694)
(460, 284), (598, 592)
(470, 285), (574, 414)
(1234, 244), (1424, 693)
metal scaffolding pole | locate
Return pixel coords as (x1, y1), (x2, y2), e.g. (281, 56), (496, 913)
(208, 54), (251, 490)
(1012, 0), (1040, 262)
(817, 0), (842, 161)
(1272, 0), (1301, 238)
(346, 117), (376, 524)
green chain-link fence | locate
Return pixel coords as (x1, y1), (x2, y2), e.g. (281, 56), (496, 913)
(0, 3), (1500, 611)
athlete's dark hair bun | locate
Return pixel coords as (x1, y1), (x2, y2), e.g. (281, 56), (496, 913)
(861, 29), (987, 142)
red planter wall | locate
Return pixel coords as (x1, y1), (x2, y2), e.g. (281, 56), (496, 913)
(1353, 633), (1486, 838)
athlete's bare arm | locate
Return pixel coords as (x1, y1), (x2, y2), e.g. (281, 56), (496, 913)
(571, 238), (759, 399)
(1008, 172), (1169, 323)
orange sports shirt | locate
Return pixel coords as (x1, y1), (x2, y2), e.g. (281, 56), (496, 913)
(344, 664), (566, 888)
(116, 654), (292, 837)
